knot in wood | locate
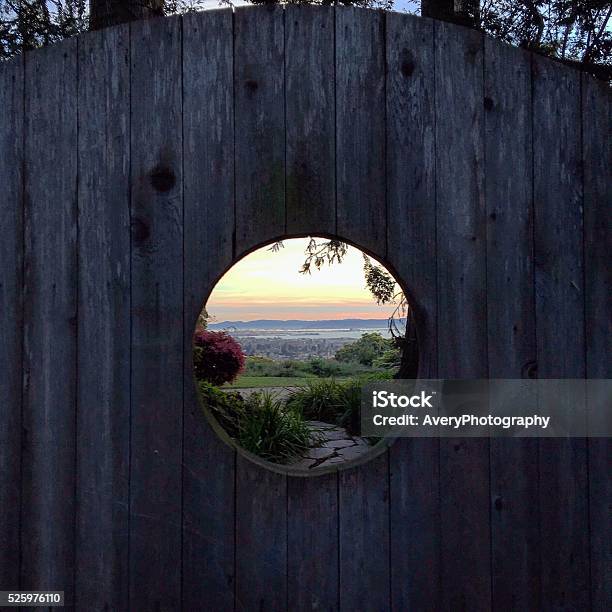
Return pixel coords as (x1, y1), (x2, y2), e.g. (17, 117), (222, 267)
(401, 60), (415, 77)
(150, 164), (176, 192)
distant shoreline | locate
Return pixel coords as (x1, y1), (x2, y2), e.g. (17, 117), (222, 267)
(208, 317), (405, 331)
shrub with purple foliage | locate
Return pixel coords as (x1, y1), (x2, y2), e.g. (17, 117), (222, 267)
(193, 330), (245, 386)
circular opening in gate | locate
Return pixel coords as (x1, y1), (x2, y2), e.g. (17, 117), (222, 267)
(193, 236), (417, 475)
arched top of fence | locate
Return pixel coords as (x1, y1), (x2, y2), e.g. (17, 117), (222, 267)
(0, 4), (610, 611)
(2, 5), (607, 105)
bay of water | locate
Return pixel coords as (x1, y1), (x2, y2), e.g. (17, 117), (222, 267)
(233, 328), (392, 340)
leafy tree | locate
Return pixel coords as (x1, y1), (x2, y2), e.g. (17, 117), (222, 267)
(1, 1), (87, 59)
(0, 0), (207, 57)
(304, 356), (338, 377)
(335, 332), (394, 366)
(197, 307), (210, 330)
(480, 1), (611, 78)
(372, 346), (401, 369)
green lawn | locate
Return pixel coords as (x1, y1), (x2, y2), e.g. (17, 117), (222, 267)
(225, 376), (311, 388)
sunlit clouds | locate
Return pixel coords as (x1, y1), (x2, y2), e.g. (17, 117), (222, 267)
(205, 238), (398, 322)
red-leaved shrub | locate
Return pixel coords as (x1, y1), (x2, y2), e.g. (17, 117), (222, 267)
(193, 330), (245, 386)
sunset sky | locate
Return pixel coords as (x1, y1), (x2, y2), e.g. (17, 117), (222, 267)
(205, 238), (399, 322)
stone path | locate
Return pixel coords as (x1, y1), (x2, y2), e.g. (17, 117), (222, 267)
(221, 388), (373, 469)
(290, 421), (372, 470)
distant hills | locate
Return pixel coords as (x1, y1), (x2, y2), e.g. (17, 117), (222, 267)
(208, 318), (403, 331)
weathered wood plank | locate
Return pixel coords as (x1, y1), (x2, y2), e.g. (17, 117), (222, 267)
(385, 12), (439, 611)
(129, 16), (183, 610)
(339, 454), (390, 611)
(484, 40), (535, 376)
(533, 54), (589, 611)
(389, 438), (439, 611)
(434, 21), (491, 611)
(435, 25), (487, 378)
(484, 38), (540, 610)
(0, 55), (23, 591)
(236, 457), (287, 611)
(284, 9), (338, 610)
(288, 474), (338, 612)
(582, 77), (611, 380)
(21, 39), (78, 603)
(438, 437), (491, 610)
(285, 5), (335, 234)
(234, 5), (285, 253)
(233, 8), (288, 609)
(336, 6), (386, 255)
(533, 62), (585, 378)
(75, 24), (130, 611)
(386, 11), (436, 379)
(336, 12), (389, 604)
(582, 74), (611, 612)
(537, 437), (589, 608)
(182, 9), (236, 610)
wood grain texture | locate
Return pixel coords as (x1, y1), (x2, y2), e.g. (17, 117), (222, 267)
(234, 5), (285, 253)
(484, 42), (535, 377)
(484, 38), (540, 610)
(284, 11), (338, 611)
(0, 8), (607, 611)
(582, 76), (611, 381)
(336, 6), (386, 254)
(386, 11), (436, 378)
(533, 55), (589, 611)
(339, 455), (390, 612)
(235, 457), (287, 612)
(389, 438), (439, 611)
(0, 55), (23, 591)
(21, 39), (78, 604)
(435, 21), (487, 379)
(336, 7), (391, 612)
(288, 474), (338, 612)
(385, 13), (440, 611)
(490, 436), (540, 610)
(233, 9), (288, 608)
(182, 9), (236, 610)
(285, 5), (335, 234)
(75, 24), (130, 611)
(129, 16), (183, 611)
(434, 21), (491, 611)
(533, 62), (585, 380)
(582, 74), (611, 612)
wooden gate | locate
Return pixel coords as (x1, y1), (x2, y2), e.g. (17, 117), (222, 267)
(0, 5), (609, 610)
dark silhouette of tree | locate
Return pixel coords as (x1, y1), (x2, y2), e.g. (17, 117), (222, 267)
(89, 0), (164, 30)
(2, 1), (609, 78)
(481, 0), (611, 79)
(1, 1), (87, 58)
(422, 0), (480, 26)
(1, 1), (609, 75)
